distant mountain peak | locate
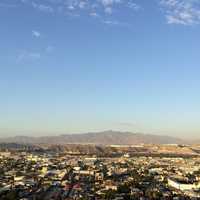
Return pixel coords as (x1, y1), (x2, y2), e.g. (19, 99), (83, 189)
(0, 131), (186, 145)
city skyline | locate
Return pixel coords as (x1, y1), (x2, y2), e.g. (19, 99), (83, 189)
(1, 0), (200, 138)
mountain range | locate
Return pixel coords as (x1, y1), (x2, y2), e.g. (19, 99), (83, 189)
(0, 130), (186, 145)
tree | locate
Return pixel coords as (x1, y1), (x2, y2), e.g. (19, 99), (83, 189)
(118, 183), (131, 194)
(104, 189), (116, 200)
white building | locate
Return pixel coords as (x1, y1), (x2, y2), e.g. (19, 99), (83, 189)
(168, 177), (200, 191)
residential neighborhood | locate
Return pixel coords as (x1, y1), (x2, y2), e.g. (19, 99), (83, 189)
(1, 148), (200, 199)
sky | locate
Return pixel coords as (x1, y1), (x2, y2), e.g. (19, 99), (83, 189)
(0, 0), (200, 138)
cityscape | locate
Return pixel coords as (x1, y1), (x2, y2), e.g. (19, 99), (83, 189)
(1, 140), (200, 199)
(1, 0), (200, 199)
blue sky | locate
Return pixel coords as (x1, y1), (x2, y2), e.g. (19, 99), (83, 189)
(0, 0), (200, 138)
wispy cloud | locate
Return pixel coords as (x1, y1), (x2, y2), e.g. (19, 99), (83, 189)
(89, 12), (99, 17)
(45, 45), (54, 53)
(32, 30), (41, 38)
(17, 44), (54, 62)
(32, 2), (54, 13)
(104, 7), (113, 14)
(127, 1), (140, 10)
(160, 0), (200, 25)
(21, 0), (54, 13)
(19, 0), (140, 26)
(17, 51), (41, 62)
(102, 19), (128, 26)
(3, 0), (200, 26)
